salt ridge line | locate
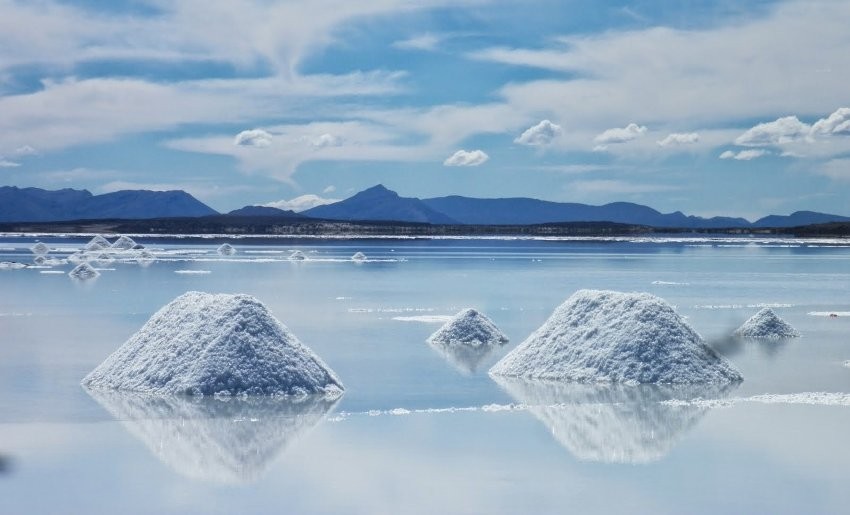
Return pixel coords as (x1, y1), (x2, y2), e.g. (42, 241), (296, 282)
(326, 392), (850, 422)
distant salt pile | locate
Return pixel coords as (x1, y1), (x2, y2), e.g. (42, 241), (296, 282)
(82, 292), (344, 397)
(0, 261), (27, 270)
(68, 262), (100, 280)
(111, 235), (137, 250)
(94, 253), (115, 265)
(289, 250), (306, 261)
(428, 309), (509, 349)
(490, 289), (742, 384)
(32, 255), (45, 265)
(30, 242), (49, 255)
(351, 252), (367, 262)
(217, 243), (236, 256)
(67, 252), (91, 264)
(135, 250), (156, 264)
(84, 235), (111, 251)
(733, 308), (800, 339)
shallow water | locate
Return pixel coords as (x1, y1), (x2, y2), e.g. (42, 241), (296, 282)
(1, 235), (849, 514)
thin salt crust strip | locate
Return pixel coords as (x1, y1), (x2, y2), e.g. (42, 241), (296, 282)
(174, 270), (212, 274)
(808, 311), (850, 317)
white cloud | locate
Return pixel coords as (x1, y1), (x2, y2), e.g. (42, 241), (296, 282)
(322, 185), (336, 194)
(234, 129), (273, 148)
(443, 149), (489, 167)
(817, 158), (850, 181)
(13, 145), (37, 156)
(264, 194), (340, 212)
(593, 123), (646, 145)
(719, 149), (769, 160)
(811, 107), (850, 136)
(312, 133), (342, 148)
(0, 158), (20, 167)
(657, 132), (699, 147)
(392, 33), (443, 52)
(514, 120), (563, 146)
(734, 116), (810, 147)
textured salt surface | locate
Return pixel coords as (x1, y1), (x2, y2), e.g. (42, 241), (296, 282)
(30, 242), (49, 255)
(288, 250), (306, 260)
(86, 389), (338, 484)
(0, 261), (27, 269)
(82, 291), (343, 397)
(493, 377), (734, 463)
(84, 235), (111, 251)
(351, 251), (367, 262)
(217, 243), (236, 256)
(428, 309), (509, 349)
(68, 262), (100, 280)
(490, 289), (742, 384)
(111, 235), (137, 250)
(733, 308), (800, 338)
(393, 315), (453, 323)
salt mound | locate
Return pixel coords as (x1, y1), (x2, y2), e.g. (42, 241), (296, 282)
(84, 235), (111, 251)
(428, 308), (508, 349)
(82, 291), (344, 397)
(30, 242), (49, 255)
(68, 262), (100, 280)
(85, 390), (338, 484)
(135, 250), (156, 264)
(217, 243), (236, 256)
(351, 251), (367, 262)
(0, 261), (27, 270)
(288, 250), (306, 261)
(94, 253), (114, 265)
(733, 308), (800, 339)
(111, 235), (137, 250)
(490, 289), (742, 384)
(32, 255), (45, 265)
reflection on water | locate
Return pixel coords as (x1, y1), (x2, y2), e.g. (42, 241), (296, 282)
(428, 341), (496, 375)
(85, 389), (338, 484)
(0, 454), (11, 475)
(493, 377), (738, 464)
(709, 335), (790, 359)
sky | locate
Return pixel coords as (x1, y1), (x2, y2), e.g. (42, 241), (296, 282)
(0, 0), (849, 219)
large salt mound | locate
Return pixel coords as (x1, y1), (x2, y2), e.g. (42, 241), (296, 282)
(82, 292), (343, 397)
(490, 289), (742, 384)
(84, 235), (111, 251)
(428, 308), (508, 349)
(111, 235), (137, 250)
(68, 262), (100, 280)
(733, 308), (800, 339)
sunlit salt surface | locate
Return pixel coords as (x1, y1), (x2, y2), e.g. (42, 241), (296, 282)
(1, 234), (850, 514)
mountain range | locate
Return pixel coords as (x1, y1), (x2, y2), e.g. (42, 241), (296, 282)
(2, 184), (849, 229)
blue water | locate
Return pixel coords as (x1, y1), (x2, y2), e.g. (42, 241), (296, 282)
(1, 235), (849, 514)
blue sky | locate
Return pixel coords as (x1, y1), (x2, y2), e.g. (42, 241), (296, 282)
(1, 0), (848, 219)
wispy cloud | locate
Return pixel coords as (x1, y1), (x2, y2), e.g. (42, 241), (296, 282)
(593, 123), (647, 147)
(0, 158), (20, 168)
(657, 132), (699, 147)
(392, 33), (444, 52)
(514, 120), (562, 146)
(264, 194), (340, 212)
(443, 149), (489, 167)
(719, 149), (769, 160)
(234, 129), (272, 148)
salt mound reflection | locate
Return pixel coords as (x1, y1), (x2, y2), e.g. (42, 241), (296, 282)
(493, 377), (737, 464)
(429, 342), (497, 375)
(85, 389), (338, 484)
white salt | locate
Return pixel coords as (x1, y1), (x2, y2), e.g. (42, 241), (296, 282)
(68, 262), (100, 280)
(217, 243), (237, 256)
(428, 308), (509, 349)
(82, 291), (344, 397)
(111, 235), (137, 250)
(351, 252), (367, 262)
(288, 250), (306, 261)
(0, 261), (27, 270)
(490, 289), (742, 384)
(84, 235), (111, 251)
(30, 242), (49, 255)
(733, 308), (800, 339)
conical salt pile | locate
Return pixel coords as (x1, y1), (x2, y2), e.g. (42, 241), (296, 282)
(218, 243), (237, 256)
(428, 308), (508, 349)
(69, 262), (100, 280)
(111, 235), (137, 250)
(733, 308), (800, 339)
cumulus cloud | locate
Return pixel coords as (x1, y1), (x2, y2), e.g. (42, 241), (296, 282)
(657, 132), (699, 147)
(719, 149), (769, 160)
(443, 149), (489, 167)
(593, 123), (647, 145)
(734, 116), (810, 147)
(0, 158), (20, 167)
(13, 145), (37, 156)
(234, 129), (273, 148)
(312, 133), (343, 148)
(514, 119), (563, 146)
(264, 194), (340, 212)
(811, 107), (850, 136)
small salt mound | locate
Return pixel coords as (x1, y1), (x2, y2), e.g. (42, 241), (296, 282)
(0, 261), (27, 270)
(67, 252), (90, 264)
(733, 308), (800, 339)
(69, 262), (100, 280)
(428, 308), (509, 349)
(288, 250), (306, 261)
(93, 253), (114, 265)
(217, 243), (237, 256)
(135, 250), (156, 264)
(351, 252), (367, 262)
(32, 255), (46, 265)
(30, 242), (49, 255)
(82, 291), (344, 397)
(84, 235), (111, 251)
(111, 235), (137, 250)
(490, 289), (742, 384)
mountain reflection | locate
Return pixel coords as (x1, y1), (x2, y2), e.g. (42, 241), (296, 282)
(493, 377), (737, 464)
(85, 389), (338, 484)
